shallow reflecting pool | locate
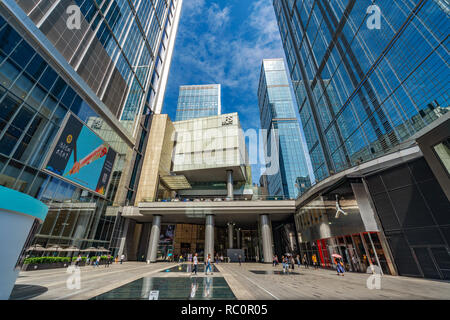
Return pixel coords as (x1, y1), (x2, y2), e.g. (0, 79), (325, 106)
(160, 264), (219, 273)
(249, 270), (301, 275)
(91, 276), (235, 300)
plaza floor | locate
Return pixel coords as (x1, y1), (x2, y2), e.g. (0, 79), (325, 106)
(9, 262), (450, 300)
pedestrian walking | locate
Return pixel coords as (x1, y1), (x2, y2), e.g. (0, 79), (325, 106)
(205, 254), (213, 275)
(86, 256), (90, 266)
(238, 255), (242, 266)
(312, 254), (318, 269)
(120, 254), (125, 264)
(283, 256), (290, 274)
(290, 256), (295, 270)
(105, 254), (111, 268)
(296, 254), (301, 268)
(335, 258), (345, 276)
(96, 255), (101, 267)
(75, 254), (82, 267)
(273, 255), (277, 267)
(302, 254), (309, 269)
(192, 253), (198, 275)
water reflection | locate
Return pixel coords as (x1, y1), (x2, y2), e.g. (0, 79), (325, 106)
(91, 276), (235, 300)
(202, 277), (213, 298)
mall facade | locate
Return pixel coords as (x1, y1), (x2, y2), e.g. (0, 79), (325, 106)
(273, 0), (450, 279)
(0, 0), (183, 260)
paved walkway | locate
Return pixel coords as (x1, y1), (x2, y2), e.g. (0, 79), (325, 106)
(10, 262), (177, 300)
(216, 263), (450, 300)
(10, 262), (450, 300)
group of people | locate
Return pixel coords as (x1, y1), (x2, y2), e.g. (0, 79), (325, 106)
(272, 253), (347, 276)
(214, 254), (225, 264)
(73, 254), (125, 267)
(272, 253), (321, 271)
(190, 253), (214, 276)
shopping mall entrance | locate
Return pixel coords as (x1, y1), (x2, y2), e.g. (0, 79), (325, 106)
(128, 222), (262, 262)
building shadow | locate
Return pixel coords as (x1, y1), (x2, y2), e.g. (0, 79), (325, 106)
(9, 284), (48, 300)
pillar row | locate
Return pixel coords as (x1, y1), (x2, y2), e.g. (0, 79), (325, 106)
(227, 222), (234, 249)
(226, 170), (233, 200)
(260, 214), (273, 264)
(205, 215), (215, 260)
(147, 215), (161, 263)
(236, 228), (241, 249)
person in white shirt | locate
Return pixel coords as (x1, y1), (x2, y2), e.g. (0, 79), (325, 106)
(120, 254), (125, 264)
(192, 253), (198, 275)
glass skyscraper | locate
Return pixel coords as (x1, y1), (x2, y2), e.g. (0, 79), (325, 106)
(273, 0), (450, 280)
(258, 58), (311, 199)
(175, 84), (221, 121)
(0, 0), (183, 254)
(273, 0), (449, 183)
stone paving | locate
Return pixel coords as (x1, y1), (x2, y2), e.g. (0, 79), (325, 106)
(216, 263), (450, 300)
(10, 262), (176, 300)
(9, 262), (450, 300)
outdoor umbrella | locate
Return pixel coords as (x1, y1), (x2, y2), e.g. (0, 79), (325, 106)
(63, 246), (79, 252)
(26, 244), (45, 252)
(44, 245), (63, 252)
(332, 253), (342, 259)
(81, 247), (98, 252)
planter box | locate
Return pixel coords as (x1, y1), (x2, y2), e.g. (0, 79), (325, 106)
(22, 260), (109, 271)
(22, 262), (70, 271)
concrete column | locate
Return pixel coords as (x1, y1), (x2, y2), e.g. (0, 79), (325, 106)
(117, 218), (130, 258)
(226, 170), (233, 199)
(146, 215), (161, 263)
(259, 214), (273, 264)
(236, 228), (241, 249)
(227, 222), (234, 249)
(205, 215), (215, 260)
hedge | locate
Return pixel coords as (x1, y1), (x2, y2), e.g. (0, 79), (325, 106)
(24, 256), (111, 264)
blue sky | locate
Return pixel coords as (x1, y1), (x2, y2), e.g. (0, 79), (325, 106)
(162, 0), (286, 184)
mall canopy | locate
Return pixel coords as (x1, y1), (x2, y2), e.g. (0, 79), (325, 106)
(96, 247), (110, 252)
(80, 247), (98, 252)
(160, 175), (192, 190)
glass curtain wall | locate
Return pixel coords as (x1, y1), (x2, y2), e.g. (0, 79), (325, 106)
(273, 0), (449, 185)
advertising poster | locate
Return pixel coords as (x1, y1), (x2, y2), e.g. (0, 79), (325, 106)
(44, 113), (117, 196)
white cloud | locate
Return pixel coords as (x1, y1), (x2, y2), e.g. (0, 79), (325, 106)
(207, 3), (231, 32)
(169, 0), (285, 106)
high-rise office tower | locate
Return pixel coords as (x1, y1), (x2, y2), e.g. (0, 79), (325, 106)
(0, 0), (183, 255)
(175, 84), (221, 121)
(273, 0), (450, 280)
(258, 58), (311, 199)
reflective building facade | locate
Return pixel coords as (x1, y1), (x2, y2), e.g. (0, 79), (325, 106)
(258, 59), (311, 199)
(273, 0), (449, 182)
(175, 84), (221, 121)
(0, 0), (183, 255)
(274, 0), (450, 279)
